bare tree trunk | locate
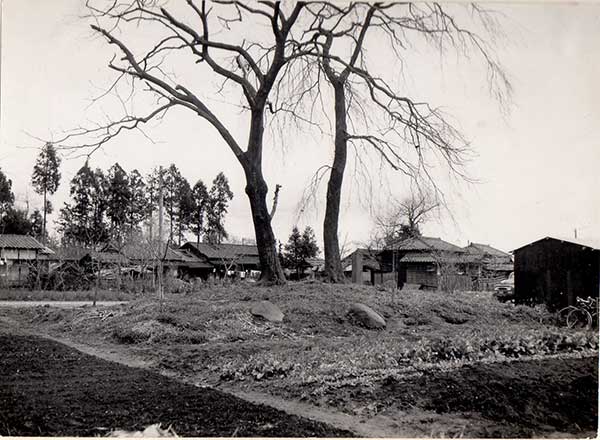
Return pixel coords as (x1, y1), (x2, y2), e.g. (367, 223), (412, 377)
(244, 169), (285, 284)
(239, 108), (286, 285)
(242, 137), (283, 282)
(42, 190), (47, 244)
(323, 82), (348, 283)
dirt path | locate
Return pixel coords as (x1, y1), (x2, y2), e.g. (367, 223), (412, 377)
(0, 300), (128, 308)
(3, 323), (396, 437)
(0, 333), (353, 437)
(1, 313), (597, 438)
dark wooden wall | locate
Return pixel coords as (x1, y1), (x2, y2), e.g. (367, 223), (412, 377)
(514, 238), (600, 310)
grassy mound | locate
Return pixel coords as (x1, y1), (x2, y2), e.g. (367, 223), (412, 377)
(14, 282), (598, 395)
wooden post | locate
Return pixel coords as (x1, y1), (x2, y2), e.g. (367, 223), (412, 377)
(566, 269), (573, 307)
(17, 249), (21, 286)
(351, 251), (363, 284)
(93, 253), (98, 307)
(157, 166), (164, 307)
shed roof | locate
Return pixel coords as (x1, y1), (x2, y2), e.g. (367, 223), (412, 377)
(484, 263), (514, 272)
(182, 242), (259, 259)
(341, 248), (382, 271)
(100, 243), (214, 268)
(85, 251), (131, 264)
(224, 255), (260, 266)
(48, 246), (92, 261)
(464, 242), (510, 257)
(399, 253), (480, 264)
(387, 236), (465, 253)
(514, 236), (600, 252)
(0, 234), (46, 250)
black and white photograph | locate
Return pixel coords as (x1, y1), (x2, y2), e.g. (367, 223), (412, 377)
(0, 0), (598, 437)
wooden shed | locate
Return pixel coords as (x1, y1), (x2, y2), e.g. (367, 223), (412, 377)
(513, 237), (600, 311)
(0, 234), (51, 286)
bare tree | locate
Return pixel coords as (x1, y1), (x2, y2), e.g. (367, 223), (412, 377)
(373, 190), (439, 245)
(283, 3), (511, 282)
(50, 1), (321, 284)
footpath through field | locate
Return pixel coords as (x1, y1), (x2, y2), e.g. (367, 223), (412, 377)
(0, 301), (128, 308)
(0, 334), (352, 437)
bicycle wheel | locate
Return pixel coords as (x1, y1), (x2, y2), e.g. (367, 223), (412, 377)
(558, 306), (575, 327)
(566, 309), (592, 329)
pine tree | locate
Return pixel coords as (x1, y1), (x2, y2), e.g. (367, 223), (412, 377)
(301, 226), (320, 261)
(283, 226), (320, 279)
(31, 142), (61, 242)
(163, 164), (183, 244)
(145, 168), (161, 239)
(175, 178), (194, 246)
(30, 209), (44, 238)
(206, 172), (234, 244)
(283, 226), (304, 279)
(91, 167), (109, 244)
(0, 208), (33, 235)
(58, 161), (108, 246)
(190, 179), (209, 244)
(0, 167), (15, 219)
(106, 163), (131, 240)
(127, 169), (148, 234)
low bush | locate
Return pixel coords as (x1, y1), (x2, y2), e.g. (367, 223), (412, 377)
(112, 325), (148, 344)
(219, 356), (299, 381)
(397, 331), (598, 364)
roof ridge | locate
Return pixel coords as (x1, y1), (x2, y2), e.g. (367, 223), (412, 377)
(187, 241), (256, 247)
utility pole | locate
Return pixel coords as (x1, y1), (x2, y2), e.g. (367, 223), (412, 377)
(157, 166), (164, 306)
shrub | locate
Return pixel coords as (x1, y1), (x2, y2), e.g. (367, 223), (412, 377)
(219, 356), (298, 381)
(112, 325), (149, 344)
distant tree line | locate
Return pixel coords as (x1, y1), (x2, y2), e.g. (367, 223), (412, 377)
(0, 167), (46, 239)
(0, 144), (234, 248)
(57, 162), (233, 247)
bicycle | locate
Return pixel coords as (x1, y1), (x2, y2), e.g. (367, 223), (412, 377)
(558, 296), (598, 330)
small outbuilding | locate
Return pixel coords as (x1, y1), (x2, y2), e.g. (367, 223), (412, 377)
(0, 234), (52, 286)
(180, 242), (261, 279)
(513, 236), (600, 311)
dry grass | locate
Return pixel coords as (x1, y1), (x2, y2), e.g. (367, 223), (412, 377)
(9, 281), (598, 398)
(0, 289), (133, 301)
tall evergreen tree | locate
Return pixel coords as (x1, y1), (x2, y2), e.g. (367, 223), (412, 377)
(174, 179), (194, 246)
(163, 164), (183, 244)
(145, 168), (161, 239)
(30, 209), (44, 238)
(127, 169), (148, 234)
(0, 208), (33, 235)
(283, 226), (320, 279)
(161, 164), (195, 245)
(206, 172), (234, 244)
(301, 226), (320, 261)
(91, 167), (109, 244)
(58, 161), (108, 246)
(31, 142), (61, 242)
(190, 179), (209, 244)
(283, 226), (304, 279)
(106, 162), (131, 240)
(0, 167), (15, 219)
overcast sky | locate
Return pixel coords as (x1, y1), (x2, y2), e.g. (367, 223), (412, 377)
(1, 1), (599, 254)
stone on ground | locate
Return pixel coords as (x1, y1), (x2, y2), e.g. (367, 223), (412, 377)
(250, 300), (284, 323)
(348, 303), (386, 329)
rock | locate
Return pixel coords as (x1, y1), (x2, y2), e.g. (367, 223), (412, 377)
(250, 300), (284, 323)
(347, 303), (386, 329)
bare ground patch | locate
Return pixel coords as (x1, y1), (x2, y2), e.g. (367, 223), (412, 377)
(1, 282), (598, 437)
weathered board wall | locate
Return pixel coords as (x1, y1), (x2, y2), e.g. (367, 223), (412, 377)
(0, 249), (38, 260)
(514, 238), (600, 311)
